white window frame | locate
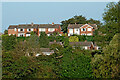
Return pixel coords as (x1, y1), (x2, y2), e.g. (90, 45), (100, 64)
(81, 28), (86, 31)
(14, 28), (16, 31)
(87, 33), (92, 36)
(87, 28), (92, 31)
(39, 28), (45, 32)
(18, 28), (24, 32)
(48, 28), (55, 32)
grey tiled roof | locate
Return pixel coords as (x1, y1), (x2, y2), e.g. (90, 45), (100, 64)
(69, 42), (93, 46)
(8, 25), (18, 29)
(38, 24), (60, 28)
(49, 42), (63, 46)
(8, 24), (60, 29)
(40, 48), (54, 52)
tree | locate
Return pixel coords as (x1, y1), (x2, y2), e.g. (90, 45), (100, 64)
(61, 15), (87, 33)
(69, 36), (79, 42)
(14, 34), (42, 56)
(100, 2), (119, 41)
(55, 47), (93, 78)
(39, 32), (49, 48)
(4, 30), (8, 35)
(2, 35), (17, 51)
(91, 33), (120, 78)
(2, 51), (39, 78)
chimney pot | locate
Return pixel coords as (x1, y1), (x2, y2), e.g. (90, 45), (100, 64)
(31, 22), (34, 26)
(52, 22), (54, 25)
(54, 40), (56, 42)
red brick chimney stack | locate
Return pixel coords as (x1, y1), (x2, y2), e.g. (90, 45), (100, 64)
(85, 40), (87, 42)
(54, 40), (56, 42)
(31, 22), (34, 26)
(52, 22), (54, 25)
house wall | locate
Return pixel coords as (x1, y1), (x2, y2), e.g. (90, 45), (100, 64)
(68, 24), (94, 36)
(8, 29), (17, 36)
(8, 24), (62, 37)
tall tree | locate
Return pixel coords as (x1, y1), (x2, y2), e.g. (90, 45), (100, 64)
(61, 15), (87, 33)
(2, 35), (17, 51)
(101, 2), (119, 40)
(91, 33), (120, 78)
(4, 30), (8, 35)
(39, 32), (49, 48)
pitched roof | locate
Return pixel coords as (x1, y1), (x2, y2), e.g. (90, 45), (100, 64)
(69, 42), (93, 46)
(8, 25), (18, 29)
(40, 48), (54, 52)
(68, 24), (97, 29)
(38, 24), (60, 28)
(49, 42), (63, 46)
(8, 23), (60, 29)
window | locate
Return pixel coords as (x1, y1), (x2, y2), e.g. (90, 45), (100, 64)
(81, 28), (86, 31)
(39, 28), (45, 31)
(87, 28), (91, 31)
(14, 28), (16, 31)
(83, 28), (86, 31)
(20, 29), (23, 31)
(81, 34), (86, 35)
(29, 29), (31, 31)
(48, 28), (55, 32)
(87, 33), (92, 36)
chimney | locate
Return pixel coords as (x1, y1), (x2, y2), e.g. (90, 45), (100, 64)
(54, 40), (56, 42)
(52, 22), (54, 25)
(85, 40), (87, 42)
(31, 22), (34, 26)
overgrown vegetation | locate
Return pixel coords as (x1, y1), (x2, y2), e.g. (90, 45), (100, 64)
(2, 2), (120, 79)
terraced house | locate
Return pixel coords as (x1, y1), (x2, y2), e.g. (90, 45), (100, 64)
(68, 23), (97, 36)
(8, 22), (63, 37)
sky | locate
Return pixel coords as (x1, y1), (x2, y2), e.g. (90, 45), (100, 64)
(1, 2), (109, 33)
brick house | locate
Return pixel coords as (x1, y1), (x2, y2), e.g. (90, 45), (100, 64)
(69, 41), (100, 50)
(8, 22), (63, 37)
(68, 23), (97, 36)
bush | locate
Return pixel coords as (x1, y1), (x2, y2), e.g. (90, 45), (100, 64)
(69, 36), (79, 42)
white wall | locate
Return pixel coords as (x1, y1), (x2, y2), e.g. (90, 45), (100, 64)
(74, 28), (80, 35)
(39, 28), (45, 31)
(87, 33), (92, 36)
(18, 33), (25, 37)
(26, 34), (31, 37)
(87, 28), (92, 31)
(69, 29), (73, 35)
(48, 28), (55, 32)
(18, 28), (24, 32)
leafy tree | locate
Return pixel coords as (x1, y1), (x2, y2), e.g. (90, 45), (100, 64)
(99, 2), (119, 41)
(39, 32), (49, 48)
(15, 34), (42, 56)
(91, 33), (120, 78)
(61, 15), (87, 33)
(2, 51), (39, 78)
(87, 18), (102, 28)
(4, 30), (8, 35)
(55, 47), (93, 78)
(69, 36), (79, 42)
(2, 35), (17, 51)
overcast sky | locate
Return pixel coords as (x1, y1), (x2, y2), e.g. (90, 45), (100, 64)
(1, 2), (109, 32)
